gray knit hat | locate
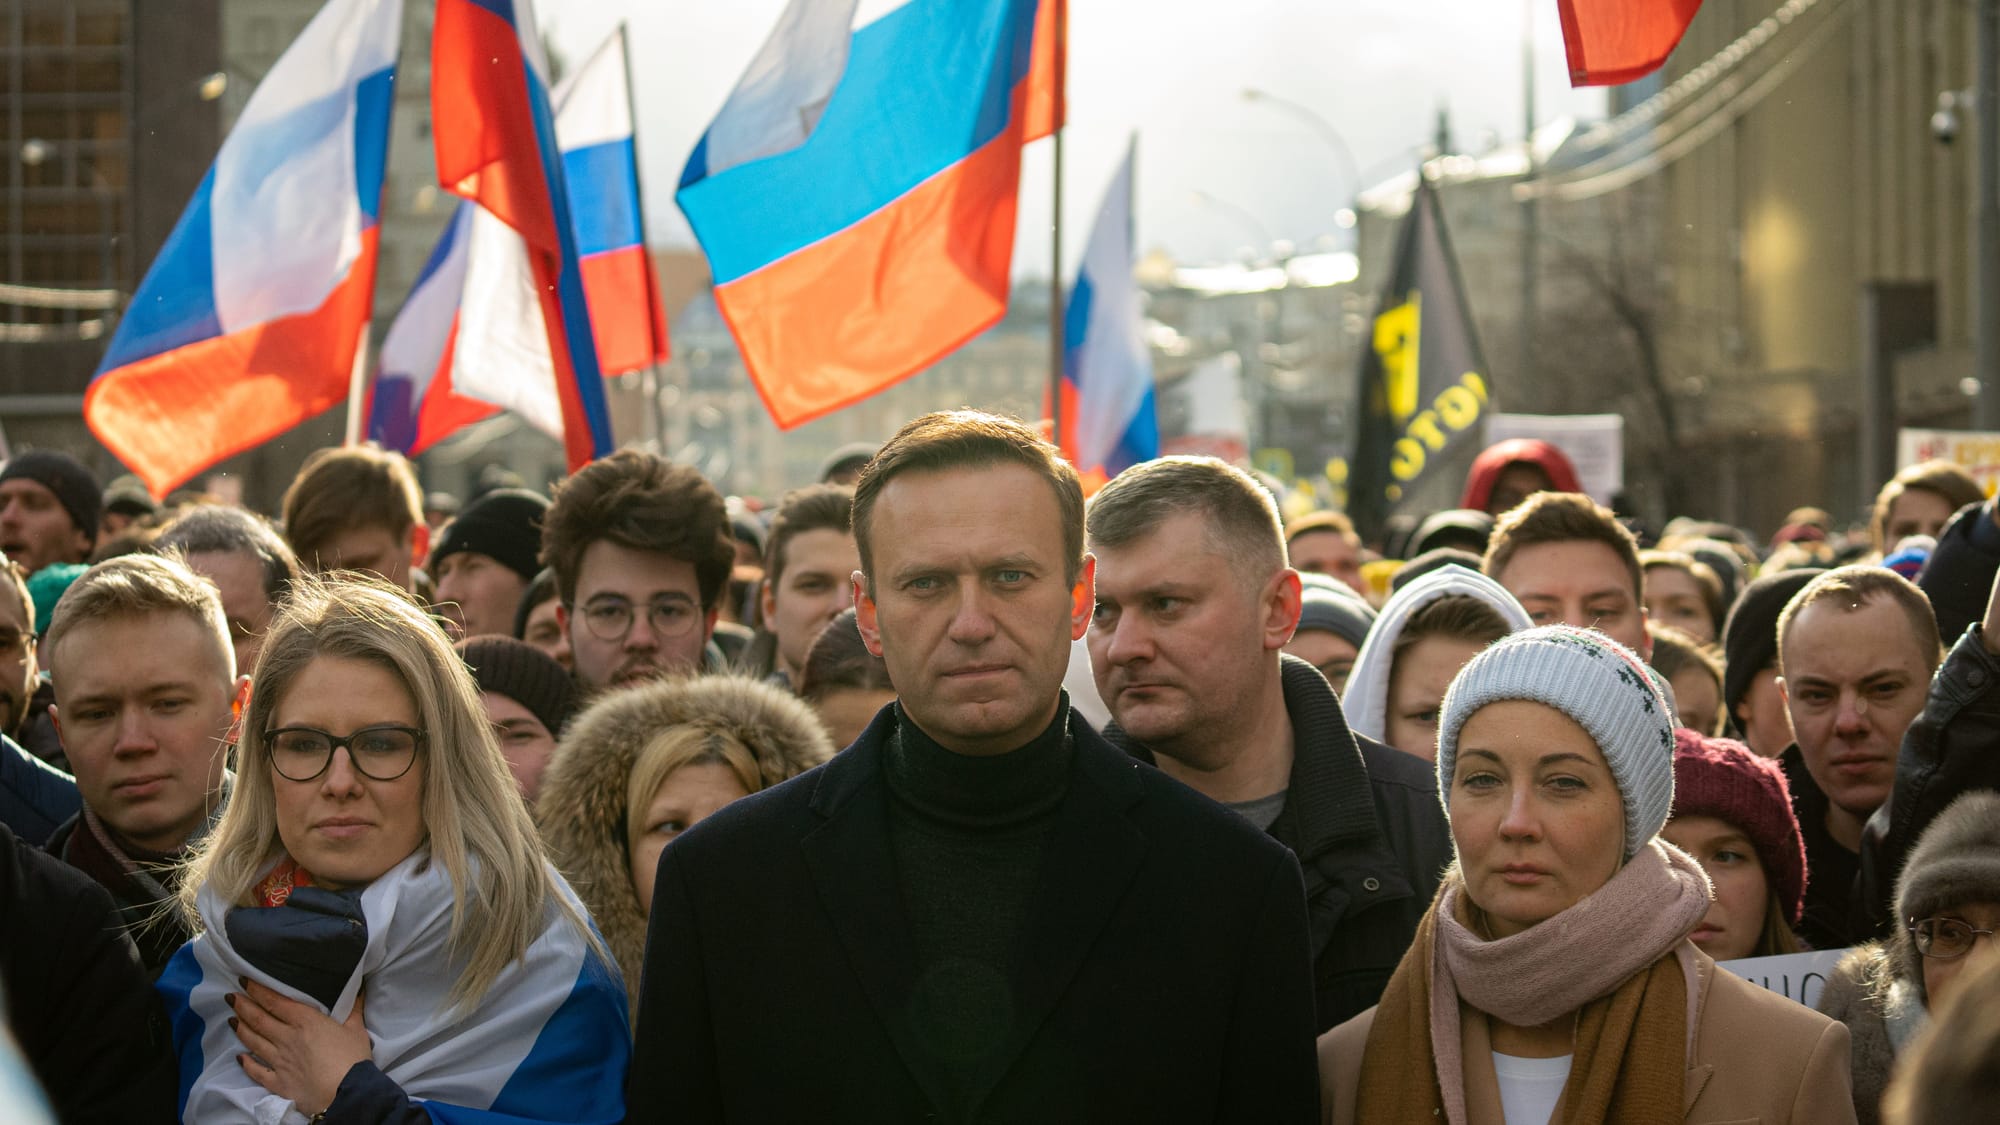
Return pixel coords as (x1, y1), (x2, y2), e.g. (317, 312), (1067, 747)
(1891, 791), (2000, 998)
(1436, 624), (1677, 860)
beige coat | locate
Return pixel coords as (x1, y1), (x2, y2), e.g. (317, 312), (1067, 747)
(1317, 944), (1857, 1125)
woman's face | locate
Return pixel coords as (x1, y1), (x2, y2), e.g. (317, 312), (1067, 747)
(629, 761), (752, 914)
(1920, 900), (2000, 1011)
(268, 655), (428, 891)
(1660, 814), (1769, 962)
(812, 688), (895, 750)
(1669, 665), (1722, 736)
(1448, 699), (1625, 939)
(1643, 566), (1717, 644)
(1386, 636), (1487, 761)
(481, 692), (557, 800)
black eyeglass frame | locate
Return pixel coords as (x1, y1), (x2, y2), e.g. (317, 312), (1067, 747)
(1907, 915), (1999, 960)
(262, 724), (427, 782)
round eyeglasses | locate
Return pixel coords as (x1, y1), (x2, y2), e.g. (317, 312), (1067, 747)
(573, 596), (701, 643)
(264, 724), (425, 782)
(1909, 915), (1999, 960)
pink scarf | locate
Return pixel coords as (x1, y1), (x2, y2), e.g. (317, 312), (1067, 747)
(1429, 840), (1711, 1124)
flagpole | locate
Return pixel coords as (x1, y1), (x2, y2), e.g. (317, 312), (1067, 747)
(1046, 0), (1067, 449)
(614, 19), (664, 454)
(344, 322), (371, 445)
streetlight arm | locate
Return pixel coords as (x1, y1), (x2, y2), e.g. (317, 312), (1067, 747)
(1242, 87), (1362, 200)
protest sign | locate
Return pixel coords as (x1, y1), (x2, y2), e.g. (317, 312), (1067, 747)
(1716, 948), (1849, 1009)
(1898, 428), (2000, 497)
(1485, 413), (1624, 505)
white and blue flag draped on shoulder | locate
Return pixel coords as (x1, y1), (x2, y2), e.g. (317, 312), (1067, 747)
(157, 849), (629, 1124)
(1059, 139), (1158, 479)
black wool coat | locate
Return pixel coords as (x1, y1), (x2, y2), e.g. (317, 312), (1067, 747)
(627, 704), (1321, 1124)
(0, 820), (177, 1123)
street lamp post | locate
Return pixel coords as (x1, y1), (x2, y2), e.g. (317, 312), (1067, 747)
(1979, 0), (2000, 428)
(1241, 88), (1363, 223)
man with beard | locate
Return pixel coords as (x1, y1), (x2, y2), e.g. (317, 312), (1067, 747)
(1775, 565), (1941, 950)
(1086, 456), (1449, 1031)
(541, 451), (735, 695)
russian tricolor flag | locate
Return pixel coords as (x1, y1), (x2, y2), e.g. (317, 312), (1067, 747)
(679, 0), (1063, 429)
(85, 0), (402, 496)
(431, 0), (614, 470)
(370, 28), (665, 456)
(1058, 140), (1157, 483)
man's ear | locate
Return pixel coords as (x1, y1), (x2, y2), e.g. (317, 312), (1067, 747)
(1265, 568), (1304, 651)
(1068, 556), (1097, 642)
(854, 571), (885, 657)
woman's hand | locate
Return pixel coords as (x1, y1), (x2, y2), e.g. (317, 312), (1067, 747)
(230, 980), (372, 1117)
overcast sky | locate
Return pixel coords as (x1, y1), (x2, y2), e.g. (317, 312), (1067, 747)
(543, 0), (1607, 274)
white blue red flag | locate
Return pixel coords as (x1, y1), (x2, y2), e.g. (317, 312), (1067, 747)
(1058, 140), (1157, 481)
(431, 0), (614, 470)
(369, 28), (664, 456)
(678, 0), (1063, 429)
(85, 0), (402, 495)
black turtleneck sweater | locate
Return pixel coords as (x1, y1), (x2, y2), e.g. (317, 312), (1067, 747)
(884, 699), (1072, 1118)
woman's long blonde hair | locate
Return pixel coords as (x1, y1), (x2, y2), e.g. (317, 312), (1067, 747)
(178, 572), (592, 1009)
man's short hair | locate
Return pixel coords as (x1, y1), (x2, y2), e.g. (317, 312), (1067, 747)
(764, 484), (854, 588)
(280, 446), (423, 567)
(43, 553), (234, 679)
(155, 505), (301, 608)
(1483, 491), (1643, 602)
(1087, 456), (1284, 586)
(852, 411), (1083, 591)
(1775, 564), (1944, 675)
(1872, 460), (1985, 551)
(540, 450), (734, 609)
(1284, 510), (1358, 546)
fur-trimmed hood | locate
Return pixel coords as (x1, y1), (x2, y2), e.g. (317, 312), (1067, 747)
(535, 675), (835, 1020)
(1818, 943), (1927, 1125)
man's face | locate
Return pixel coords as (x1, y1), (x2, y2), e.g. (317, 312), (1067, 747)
(1494, 539), (1650, 656)
(560, 540), (715, 693)
(309, 523), (415, 592)
(762, 528), (859, 681)
(434, 551), (530, 640)
(1643, 565), (1716, 645)
(50, 612), (240, 854)
(1486, 463), (1553, 516)
(1284, 629), (1358, 695)
(854, 463), (1090, 756)
(184, 548), (273, 677)
(1779, 595), (1932, 824)
(1288, 529), (1366, 596)
(0, 479), (89, 575)
(1885, 488), (1957, 545)
(1089, 512), (1297, 767)
(522, 595), (571, 670)
(0, 582), (36, 736)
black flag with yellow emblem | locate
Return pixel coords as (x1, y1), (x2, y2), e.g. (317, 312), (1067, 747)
(1344, 176), (1492, 540)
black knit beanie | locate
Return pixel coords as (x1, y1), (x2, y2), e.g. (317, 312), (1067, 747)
(1720, 567), (1824, 733)
(0, 451), (100, 544)
(431, 488), (549, 582)
(1297, 576), (1377, 648)
(457, 635), (576, 738)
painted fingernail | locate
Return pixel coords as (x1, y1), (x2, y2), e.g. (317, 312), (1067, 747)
(225, 995), (236, 1008)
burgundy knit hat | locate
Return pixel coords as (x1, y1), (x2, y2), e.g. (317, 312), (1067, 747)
(1670, 728), (1807, 923)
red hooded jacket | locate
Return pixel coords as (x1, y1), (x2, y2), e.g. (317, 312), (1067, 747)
(1459, 438), (1584, 513)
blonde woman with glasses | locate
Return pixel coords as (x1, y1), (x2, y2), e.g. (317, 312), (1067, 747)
(158, 574), (628, 1124)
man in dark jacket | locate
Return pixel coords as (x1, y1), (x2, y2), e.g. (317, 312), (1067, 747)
(628, 412), (1319, 1123)
(1853, 506), (2000, 938)
(1, 820), (177, 1122)
(0, 735), (77, 847)
(1085, 456), (1450, 1031)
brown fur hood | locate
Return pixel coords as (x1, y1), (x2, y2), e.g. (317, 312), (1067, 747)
(534, 674), (835, 1018)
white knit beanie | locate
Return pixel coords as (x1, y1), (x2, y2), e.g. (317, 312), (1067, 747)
(1435, 624), (1677, 860)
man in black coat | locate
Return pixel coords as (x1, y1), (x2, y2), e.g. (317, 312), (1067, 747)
(628, 412), (1319, 1123)
(0, 820), (177, 1122)
(1084, 456), (1450, 1031)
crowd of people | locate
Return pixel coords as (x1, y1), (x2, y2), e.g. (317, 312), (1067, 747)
(0, 418), (1996, 1122)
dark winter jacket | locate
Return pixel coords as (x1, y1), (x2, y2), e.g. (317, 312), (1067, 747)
(12, 679), (64, 772)
(1105, 655), (1451, 1032)
(47, 809), (201, 978)
(0, 733), (77, 847)
(1915, 497), (2000, 649)
(1780, 744), (1861, 951)
(536, 673), (835, 1018)
(627, 703), (1320, 1123)
(0, 820), (177, 1123)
